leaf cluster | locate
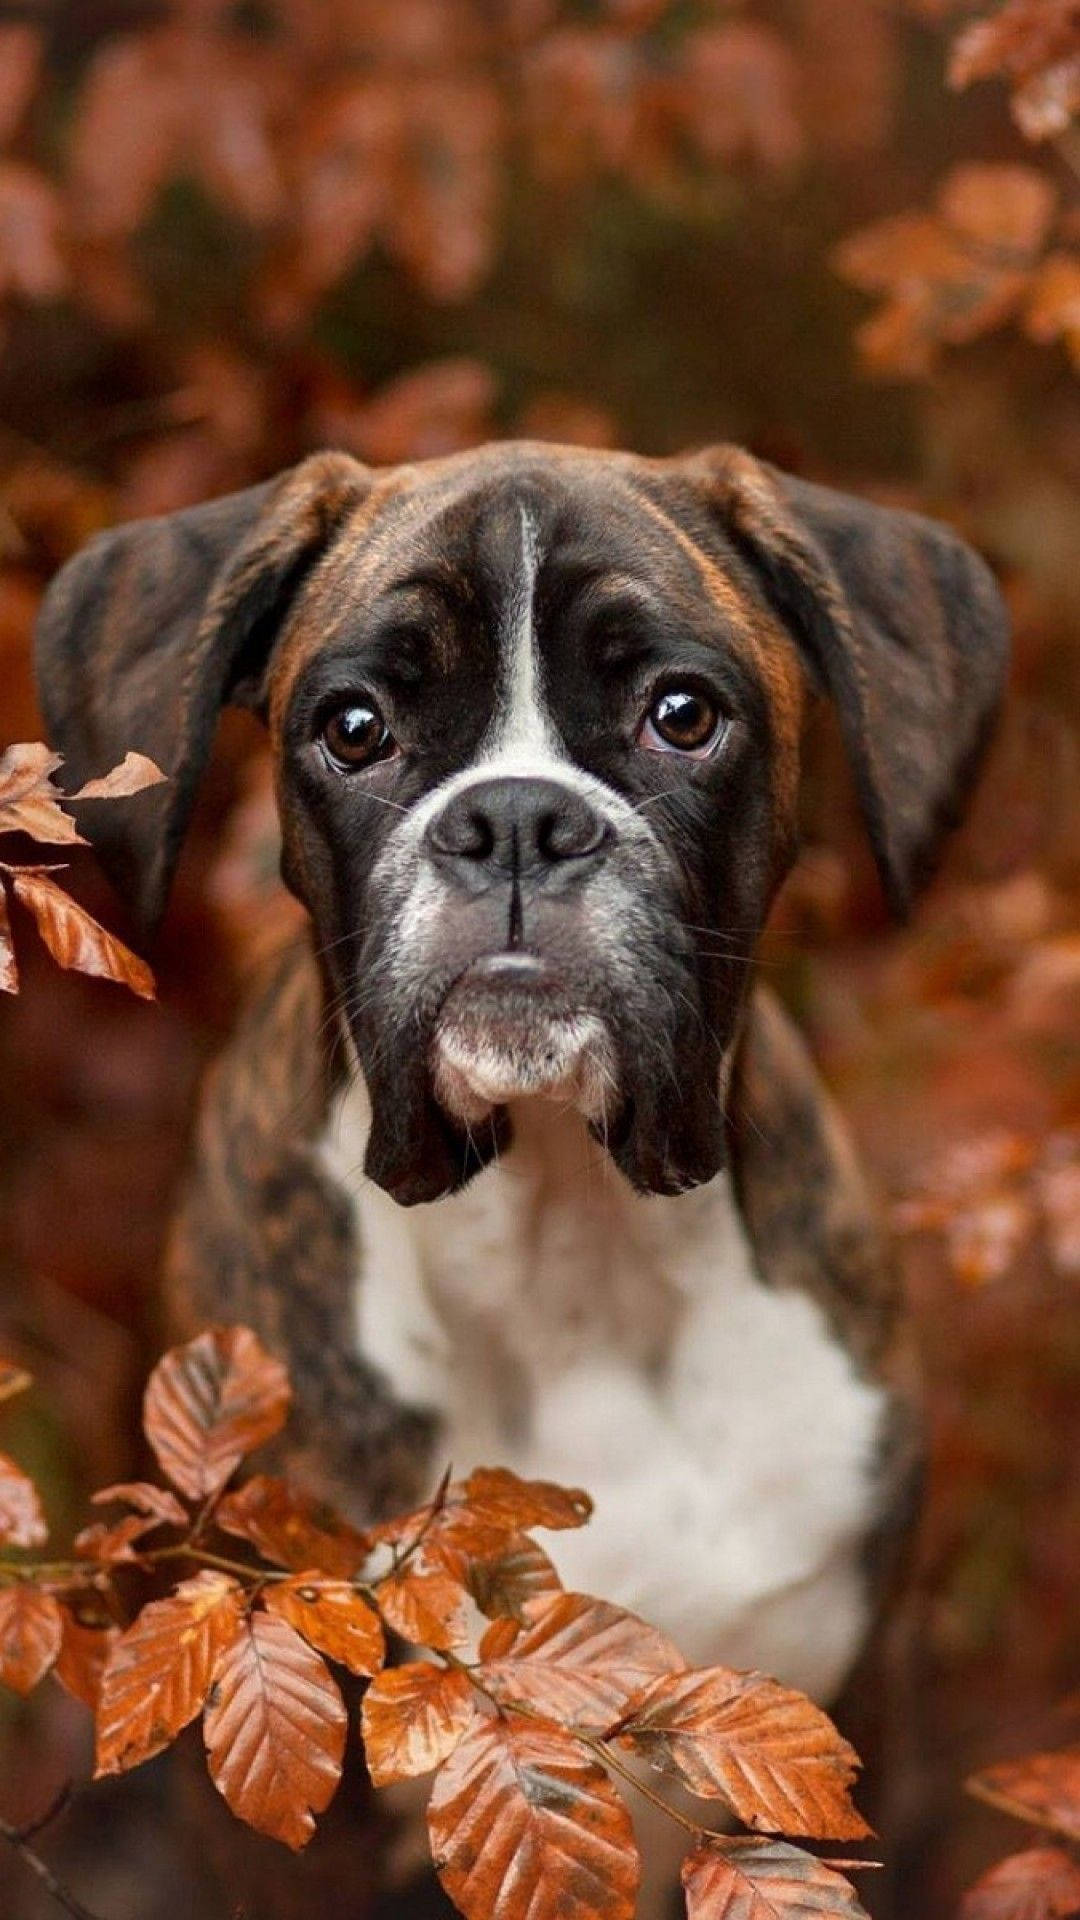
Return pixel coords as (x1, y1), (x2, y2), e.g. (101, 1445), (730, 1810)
(962, 1740), (1080, 1919)
(0, 1324), (879, 1920)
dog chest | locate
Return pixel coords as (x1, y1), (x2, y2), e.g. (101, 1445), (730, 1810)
(322, 1085), (887, 1706)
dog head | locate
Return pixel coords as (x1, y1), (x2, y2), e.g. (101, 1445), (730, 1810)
(36, 442), (1008, 1203)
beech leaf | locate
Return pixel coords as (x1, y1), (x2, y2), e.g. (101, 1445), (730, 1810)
(203, 1610), (346, 1849)
(428, 1717), (640, 1920)
(263, 1576), (385, 1676)
(92, 1481), (188, 1527)
(467, 1533), (562, 1622)
(10, 869), (155, 999)
(376, 1556), (470, 1650)
(54, 1606), (120, 1713)
(75, 1513), (161, 1563)
(0, 1584), (63, 1695)
(0, 887), (18, 994)
(0, 1449), (47, 1548)
(478, 1592), (686, 1726)
(96, 1570), (245, 1774)
(619, 1668), (871, 1841)
(463, 1467), (593, 1531)
(960, 1847), (1080, 1920)
(969, 1751), (1080, 1842)
(682, 1838), (871, 1920)
(71, 751), (167, 800)
(216, 1473), (370, 1578)
(142, 1325), (291, 1502)
(362, 1660), (476, 1785)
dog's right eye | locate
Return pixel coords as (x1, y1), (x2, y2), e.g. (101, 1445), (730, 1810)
(320, 700), (396, 771)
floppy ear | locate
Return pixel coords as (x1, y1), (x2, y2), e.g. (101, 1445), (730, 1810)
(35, 452), (370, 932)
(686, 446), (1010, 914)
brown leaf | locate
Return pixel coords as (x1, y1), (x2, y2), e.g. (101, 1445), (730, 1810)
(467, 1533), (562, 1622)
(92, 1481), (188, 1528)
(96, 1571), (245, 1774)
(428, 1716), (639, 1920)
(619, 1668), (871, 1841)
(75, 1514), (160, 1564)
(0, 1449), (47, 1548)
(72, 751), (167, 801)
(142, 1326), (291, 1502)
(376, 1556), (469, 1650)
(0, 888), (15, 994)
(0, 25), (41, 145)
(203, 1610), (346, 1849)
(478, 1593), (685, 1727)
(10, 869), (155, 999)
(938, 164), (1056, 258)
(216, 1473), (370, 1578)
(0, 1584), (63, 1694)
(54, 1605), (120, 1713)
(462, 1467), (593, 1532)
(0, 743), (87, 844)
(961, 1847), (1080, 1920)
(969, 1751), (1080, 1842)
(362, 1660), (476, 1785)
(264, 1577), (385, 1677)
(682, 1837), (871, 1920)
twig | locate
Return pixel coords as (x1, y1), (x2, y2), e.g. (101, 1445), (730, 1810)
(0, 1809), (108, 1920)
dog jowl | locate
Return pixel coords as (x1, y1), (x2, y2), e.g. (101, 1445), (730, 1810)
(35, 441), (1007, 1214)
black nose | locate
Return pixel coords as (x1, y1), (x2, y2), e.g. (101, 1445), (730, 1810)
(425, 776), (610, 879)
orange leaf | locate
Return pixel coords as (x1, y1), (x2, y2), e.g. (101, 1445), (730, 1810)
(463, 1467), (593, 1532)
(203, 1611), (346, 1849)
(969, 1751), (1080, 1842)
(54, 1606), (120, 1713)
(0, 1449), (47, 1548)
(362, 1660), (476, 1785)
(216, 1473), (370, 1578)
(376, 1557), (469, 1651)
(960, 1847), (1080, 1920)
(0, 888), (15, 994)
(264, 1577), (385, 1677)
(92, 1481), (188, 1527)
(10, 869), (154, 999)
(0, 741), (86, 843)
(466, 1533), (562, 1622)
(682, 1837), (870, 1920)
(478, 1592), (685, 1728)
(142, 1326), (291, 1501)
(71, 751), (166, 801)
(938, 163), (1056, 258)
(96, 1571), (245, 1774)
(619, 1668), (871, 1841)
(75, 1514), (161, 1564)
(0, 1585), (63, 1694)
(428, 1717), (639, 1920)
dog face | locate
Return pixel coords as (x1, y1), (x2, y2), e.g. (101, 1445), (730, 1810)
(35, 441), (1008, 1204)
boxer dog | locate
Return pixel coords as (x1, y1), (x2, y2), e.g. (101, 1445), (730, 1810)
(36, 440), (1007, 1906)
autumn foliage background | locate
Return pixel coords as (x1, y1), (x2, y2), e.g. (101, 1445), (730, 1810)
(0, 2), (1078, 1916)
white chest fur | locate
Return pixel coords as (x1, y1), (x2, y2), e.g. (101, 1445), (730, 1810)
(321, 1082), (886, 1706)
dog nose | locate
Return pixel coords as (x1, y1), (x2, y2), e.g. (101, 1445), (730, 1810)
(425, 776), (609, 877)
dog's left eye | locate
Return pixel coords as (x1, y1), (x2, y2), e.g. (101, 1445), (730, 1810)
(640, 686), (724, 756)
(320, 700), (396, 771)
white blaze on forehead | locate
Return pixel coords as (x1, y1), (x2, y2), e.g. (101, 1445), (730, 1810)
(486, 504), (562, 762)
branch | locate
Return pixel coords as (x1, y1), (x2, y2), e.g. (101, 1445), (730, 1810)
(0, 1799), (109, 1920)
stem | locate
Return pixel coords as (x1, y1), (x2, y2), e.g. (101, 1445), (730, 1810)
(0, 1813), (107, 1920)
(146, 1544), (291, 1583)
(577, 1732), (709, 1841)
(967, 1776), (1080, 1844)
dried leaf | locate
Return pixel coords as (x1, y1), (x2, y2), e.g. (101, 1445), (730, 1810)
(0, 1449), (47, 1548)
(264, 1577), (385, 1676)
(467, 1533), (562, 1622)
(0, 889), (16, 995)
(619, 1668), (871, 1841)
(72, 751), (166, 801)
(938, 164), (1056, 258)
(96, 1571), (245, 1774)
(10, 869), (155, 999)
(0, 1584), (63, 1695)
(54, 1606), (120, 1712)
(969, 1751), (1080, 1841)
(478, 1592), (685, 1727)
(362, 1660), (476, 1785)
(376, 1556), (469, 1650)
(215, 1473), (370, 1578)
(428, 1717), (639, 1920)
(142, 1326), (291, 1502)
(462, 1467), (593, 1532)
(682, 1837), (870, 1920)
(92, 1481), (188, 1527)
(203, 1610), (346, 1849)
(960, 1846), (1080, 1920)
(75, 1513), (160, 1564)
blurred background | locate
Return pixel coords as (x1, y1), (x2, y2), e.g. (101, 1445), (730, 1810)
(0, 2), (1077, 1915)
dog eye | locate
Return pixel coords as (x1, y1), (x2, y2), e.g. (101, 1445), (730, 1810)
(321, 700), (396, 771)
(640, 687), (723, 756)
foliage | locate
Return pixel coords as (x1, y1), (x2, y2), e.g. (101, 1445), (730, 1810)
(961, 1743), (1080, 1918)
(0, 1325), (878, 1919)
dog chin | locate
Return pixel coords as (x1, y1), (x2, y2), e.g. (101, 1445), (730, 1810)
(430, 957), (617, 1128)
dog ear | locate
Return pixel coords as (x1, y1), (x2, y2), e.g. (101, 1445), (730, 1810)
(35, 452), (370, 932)
(685, 447), (1010, 914)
